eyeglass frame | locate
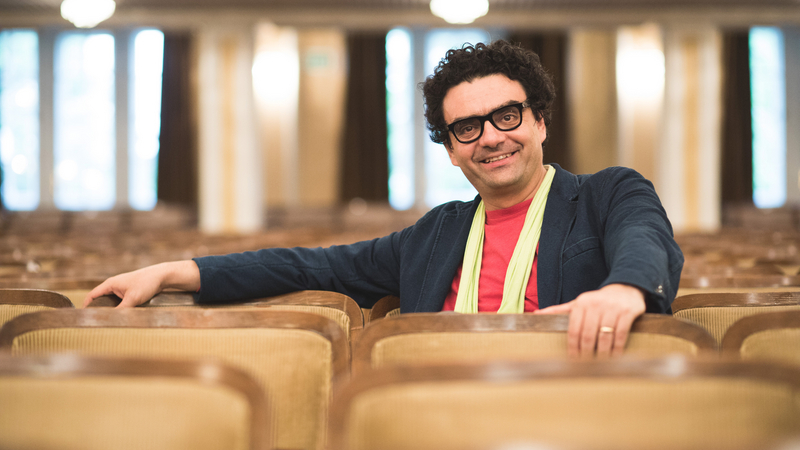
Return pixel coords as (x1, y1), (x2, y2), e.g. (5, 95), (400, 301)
(446, 100), (532, 145)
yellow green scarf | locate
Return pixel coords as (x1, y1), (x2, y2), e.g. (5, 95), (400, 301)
(454, 165), (555, 314)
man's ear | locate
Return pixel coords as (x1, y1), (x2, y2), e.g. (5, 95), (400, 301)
(535, 118), (547, 145)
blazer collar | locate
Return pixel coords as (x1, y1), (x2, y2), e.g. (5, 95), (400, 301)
(537, 164), (580, 309)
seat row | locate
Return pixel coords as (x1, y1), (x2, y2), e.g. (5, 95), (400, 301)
(2, 288), (800, 449)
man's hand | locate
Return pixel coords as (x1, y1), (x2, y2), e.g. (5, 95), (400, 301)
(83, 261), (201, 308)
(534, 283), (646, 358)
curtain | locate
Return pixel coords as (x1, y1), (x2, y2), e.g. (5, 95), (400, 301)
(340, 32), (389, 203)
(508, 32), (572, 172)
(720, 30), (753, 205)
(157, 31), (198, 208)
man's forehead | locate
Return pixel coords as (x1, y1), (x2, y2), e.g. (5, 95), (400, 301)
(443, 74), (526, 122)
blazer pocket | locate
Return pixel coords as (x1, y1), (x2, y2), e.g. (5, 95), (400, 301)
(562, 237), (601, 263)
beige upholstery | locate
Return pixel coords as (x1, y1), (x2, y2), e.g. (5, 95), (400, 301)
(355, 314), (715, 373)
(344, 378), (798, 450)
(0, 288), (74, 326)
(675, 305), (800, 343)
(385, 308), (401, 318)
(60, 289), (92, 307)
(0, 304), (53, 328)
(741, 329), (800, 366)
(145, 305), (352, 340)
(330, 360), (800, 450)
(89, 290), (363, 341)
(1, 376), (252, 450)
(0, 354), (269, 450)
(12, 328), (329, 450)
(3, 309), (347, 450)
(371, 331), (699, 369)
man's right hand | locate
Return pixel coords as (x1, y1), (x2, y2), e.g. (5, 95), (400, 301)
(83, 260), (201, 308)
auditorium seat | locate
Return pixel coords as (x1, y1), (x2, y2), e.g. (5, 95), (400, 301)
(677, 276), (800, 297)
(367, 295), (400, 322)
(88, 289), (364, 342)
(0, 288), (73, 328)
(0, 308), (349, 450)
(352, 313), (716, 374)
(0, 353), (270, 450)
(721, 310), (800, 367)
(328, 356), (800, 450)
(673, 292), (800, 344)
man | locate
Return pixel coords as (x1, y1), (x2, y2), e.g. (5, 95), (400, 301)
(85, 40), (683, 357)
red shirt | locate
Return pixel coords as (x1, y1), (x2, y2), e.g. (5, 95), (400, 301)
(442, 198), (540, 312)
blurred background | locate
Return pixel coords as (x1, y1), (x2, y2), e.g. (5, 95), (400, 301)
(0, 0), (798, 276)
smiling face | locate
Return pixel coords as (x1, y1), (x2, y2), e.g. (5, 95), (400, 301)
(442, 74), (548, 211)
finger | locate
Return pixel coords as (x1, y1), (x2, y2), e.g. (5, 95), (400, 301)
(611, 313), (636, 357)
(117, 292), (144, 309)
(535, 303), (573, 315)
(83, 281), (114, 308)
(565, 305), (585, 359)
(578, 306), (601, 358)
(595, 314), (617, 358)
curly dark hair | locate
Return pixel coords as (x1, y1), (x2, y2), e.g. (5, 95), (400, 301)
(422, 39), (556, 146)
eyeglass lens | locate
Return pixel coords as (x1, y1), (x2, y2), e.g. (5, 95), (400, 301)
(452, 104), (523, 144)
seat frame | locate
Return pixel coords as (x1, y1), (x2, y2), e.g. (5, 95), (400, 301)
(721, 309), (800, 356)
(673, 291), (800, 312)
(0, 353), (271, 450)
(329, 356), (800, 450)
(89, 289), (364, 340)
(0, 308), (350, 377)
(0, 288), (73, 308)
(352, 313), (717, 374)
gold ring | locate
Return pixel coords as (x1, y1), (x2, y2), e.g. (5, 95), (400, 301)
(599, 326), (615, 334)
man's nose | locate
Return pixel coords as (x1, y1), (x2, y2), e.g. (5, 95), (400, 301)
(478, 118), (505, 146)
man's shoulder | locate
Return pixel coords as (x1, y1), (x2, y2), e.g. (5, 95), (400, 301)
(416, 197), (479, 224)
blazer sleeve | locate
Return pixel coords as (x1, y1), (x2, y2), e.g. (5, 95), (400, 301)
(192, 228), (409, 308)
(597, 168), (684, 313)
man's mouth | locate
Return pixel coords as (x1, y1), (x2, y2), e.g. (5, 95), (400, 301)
(481, 151), (516, 164)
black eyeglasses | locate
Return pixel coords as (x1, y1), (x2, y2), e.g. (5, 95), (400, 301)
(446, 101), (531, 144)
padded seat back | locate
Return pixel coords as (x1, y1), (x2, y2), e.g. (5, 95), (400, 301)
(722, 310), (800, 367)
(330, 357), (800, 450)
(353, 313), (716, 373)
(0, 288), (73, 328)
(0, 353), (270, 450)
(0, 309), (349, 450)
(673, 292), (800, 343)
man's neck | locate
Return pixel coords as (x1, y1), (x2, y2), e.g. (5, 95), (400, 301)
(482, 165), (550, 211)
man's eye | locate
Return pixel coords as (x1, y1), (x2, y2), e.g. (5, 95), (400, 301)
(499, 112), (518, 123)
(457, 123), (477, 134)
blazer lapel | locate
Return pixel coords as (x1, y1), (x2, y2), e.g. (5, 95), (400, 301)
(412, 198), (478, 312)
(537, 164), (579, 309)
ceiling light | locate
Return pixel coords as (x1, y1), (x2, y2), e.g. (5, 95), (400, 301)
(430, 0), (489, 24)
(60, 0), (116, 28)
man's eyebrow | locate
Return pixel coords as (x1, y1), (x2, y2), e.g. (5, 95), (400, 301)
(448, 99), (525, 124)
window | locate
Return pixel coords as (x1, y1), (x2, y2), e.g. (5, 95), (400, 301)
(423, 29), (489, 207)
(130, 29), (165, 210)
(0, 28), (164, 211)
(385, 27), (492, 210)
(54, 31), (116, 210)
(0, 29), (40, 211)
(750, 27), (786, 209)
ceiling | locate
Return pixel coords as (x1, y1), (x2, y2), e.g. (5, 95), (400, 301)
(1, 0), (799, 29)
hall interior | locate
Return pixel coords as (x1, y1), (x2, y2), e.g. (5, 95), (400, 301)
(0, 0), (798, 293)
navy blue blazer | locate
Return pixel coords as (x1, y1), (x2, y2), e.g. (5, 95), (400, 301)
(194, 165), (683, 314)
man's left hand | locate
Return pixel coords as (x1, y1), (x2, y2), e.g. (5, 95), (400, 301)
(534, 283), (646, 358)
